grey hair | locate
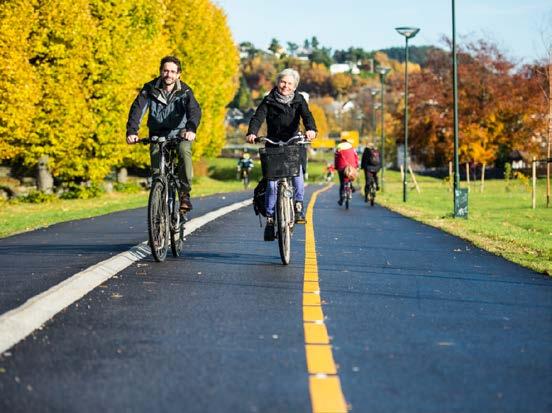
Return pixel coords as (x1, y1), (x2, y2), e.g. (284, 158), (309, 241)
(276, 68), (300, 89)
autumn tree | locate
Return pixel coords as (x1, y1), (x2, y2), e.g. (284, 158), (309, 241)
(309, 103), (329, 138)
(330, 73), (353, 99)
(165, 0), (239, 159)
(392, 39), (546, 168)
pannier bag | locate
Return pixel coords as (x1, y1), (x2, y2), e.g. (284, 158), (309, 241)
(344, 165), (358, 181)
(253, 178), (268, 216)
(259, 145), (301, 179)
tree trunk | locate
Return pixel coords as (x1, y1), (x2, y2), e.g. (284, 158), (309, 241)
(37, 156), (53, 194)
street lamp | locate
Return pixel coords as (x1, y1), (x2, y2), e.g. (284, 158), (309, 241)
(395, 26), (420, 202)
(369, 88), (379, 144)
(376, 66), (391, 192)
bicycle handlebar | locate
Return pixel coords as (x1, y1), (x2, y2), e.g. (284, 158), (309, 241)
(254, 134), (310, 146)
(137, 135), (184, 145)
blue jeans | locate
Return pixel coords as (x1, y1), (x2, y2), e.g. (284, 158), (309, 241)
(265, 166), (304, 217)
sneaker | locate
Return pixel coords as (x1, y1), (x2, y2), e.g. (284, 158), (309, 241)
(294, 201), (306, 224)
(337, 198), (343, 206)
(179, 193), (193, 212)
(264, 216), (275, 241)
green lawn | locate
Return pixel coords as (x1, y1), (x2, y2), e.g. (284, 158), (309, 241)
(371, 170), (552, 275)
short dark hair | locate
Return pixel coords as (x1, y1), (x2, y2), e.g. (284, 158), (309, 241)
(159, 56), (182, 73)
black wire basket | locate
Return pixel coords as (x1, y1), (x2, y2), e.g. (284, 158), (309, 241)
(259, 145), (302, 179)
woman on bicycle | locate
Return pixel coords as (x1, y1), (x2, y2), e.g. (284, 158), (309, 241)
(246, 68), (317, 241)
(334, 137), (359, 205)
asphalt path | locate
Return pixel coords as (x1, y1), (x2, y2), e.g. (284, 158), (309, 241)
(0, 186), (551, 412)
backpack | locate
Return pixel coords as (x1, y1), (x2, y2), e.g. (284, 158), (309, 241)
(368, 149), (380, 166)
(253, 178), (267, 216)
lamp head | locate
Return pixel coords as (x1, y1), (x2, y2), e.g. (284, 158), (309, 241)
(395, 27), (420, 39)
(376, 66), (391, 77)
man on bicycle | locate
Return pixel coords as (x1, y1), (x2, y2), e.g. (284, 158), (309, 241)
(126, 55), (201, 212)
(334, 137), (359, 205)
(246, 68), (316, 241)
(361, 144), (381, 191)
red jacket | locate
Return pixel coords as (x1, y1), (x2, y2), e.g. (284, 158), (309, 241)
(334, 141), (359, 171)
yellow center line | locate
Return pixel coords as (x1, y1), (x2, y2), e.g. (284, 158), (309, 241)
(303, 184), (348, 413)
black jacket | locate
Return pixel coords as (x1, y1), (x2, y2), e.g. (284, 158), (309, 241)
(247, 89), (317, 141)
(126, 77), (201, 138)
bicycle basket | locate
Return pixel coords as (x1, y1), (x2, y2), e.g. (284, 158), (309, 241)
(259, 145), (301, 179)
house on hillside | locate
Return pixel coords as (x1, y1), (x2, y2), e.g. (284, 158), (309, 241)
(330, 62), (360, 75)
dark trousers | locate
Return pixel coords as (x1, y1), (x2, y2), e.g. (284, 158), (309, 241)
(150, 140), (193, 194)
(364, 169), (379, 189)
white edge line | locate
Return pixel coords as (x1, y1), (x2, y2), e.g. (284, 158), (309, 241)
(0, 198), (252, 354)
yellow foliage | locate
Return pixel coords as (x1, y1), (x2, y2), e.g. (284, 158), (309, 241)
(309, 103), (329, 138)
(164, 0), (239, 160)
(0, 0), (238, 183)
(0, 0), (40, 161)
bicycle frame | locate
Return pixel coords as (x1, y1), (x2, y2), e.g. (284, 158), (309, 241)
(257, 135), (308, 265)
(143, 136), (186, 261)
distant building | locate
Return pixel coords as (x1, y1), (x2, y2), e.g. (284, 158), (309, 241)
(330, 62), (360, 75)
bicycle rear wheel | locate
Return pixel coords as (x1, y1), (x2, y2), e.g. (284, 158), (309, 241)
(369, 184), (376, 206)
(148, 180), (169, 262)
(345, 185), (351, 209)
(169, 182), (184, 257)
(276, 185), (292, 265)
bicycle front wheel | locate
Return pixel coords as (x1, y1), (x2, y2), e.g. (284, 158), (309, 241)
(169, 182), (184, 257)
(148, 180), (169, 262)
(276, 186), (292, 265)
(369, 184), (376, 207)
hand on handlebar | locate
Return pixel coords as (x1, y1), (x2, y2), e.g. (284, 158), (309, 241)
(184, 131), (196, 141)
(126, 135), (139, 144)
(246, 134), (257, 144)
(305, 130), (316, 141)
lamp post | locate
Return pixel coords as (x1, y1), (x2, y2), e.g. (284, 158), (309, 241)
(451, 0), (467, 217)
(395, 26), (420, 202)
(369, 88), (379, 145)
(376, 66), (391, 192)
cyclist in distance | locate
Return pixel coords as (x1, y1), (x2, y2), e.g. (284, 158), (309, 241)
(246, 68), (317, 241)
(334, 137), (359, 205)
(237, 150), (254, 181)
(126, 55), (201, 212)
(361, 143), (381, 191)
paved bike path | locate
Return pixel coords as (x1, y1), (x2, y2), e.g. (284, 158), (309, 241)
(0, 186), (550, 412)
(0, 192), (251, 315)
(314, 190), (552, 412)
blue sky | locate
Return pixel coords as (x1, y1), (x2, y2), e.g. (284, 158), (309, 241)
(214, 0), (551, 63)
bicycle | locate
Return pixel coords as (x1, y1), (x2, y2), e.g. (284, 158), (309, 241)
(364, 173), (377, 206)
(342, 179), (353, 209)
(140, 136), (186, 262)
(257, 135), (308, 265)
(239, 167), (251, 189)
